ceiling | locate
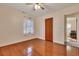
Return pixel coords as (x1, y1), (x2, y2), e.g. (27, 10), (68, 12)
(0, 3), (78, 17)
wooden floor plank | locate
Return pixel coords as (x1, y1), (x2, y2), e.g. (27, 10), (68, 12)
(0, 38), (79, 56)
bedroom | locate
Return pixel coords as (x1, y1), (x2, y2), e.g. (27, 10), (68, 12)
(0, 3), (79, 56)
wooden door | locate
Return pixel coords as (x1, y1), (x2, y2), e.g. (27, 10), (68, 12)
(45, 17), (53, 42)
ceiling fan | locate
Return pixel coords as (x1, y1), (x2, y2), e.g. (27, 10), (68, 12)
(25, 3), (45, 11)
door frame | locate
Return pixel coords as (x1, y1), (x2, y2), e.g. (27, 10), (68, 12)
(64, 13), (78, 45)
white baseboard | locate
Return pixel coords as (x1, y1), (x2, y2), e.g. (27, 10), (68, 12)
(54, 41), (65, 45)
(0, 37), (65, 47)
(0, 37), (37, 47)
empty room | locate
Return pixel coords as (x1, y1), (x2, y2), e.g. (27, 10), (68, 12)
(0, 3), (79, 56)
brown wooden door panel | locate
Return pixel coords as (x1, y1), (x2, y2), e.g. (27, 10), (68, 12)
(45, 17), (53, 42)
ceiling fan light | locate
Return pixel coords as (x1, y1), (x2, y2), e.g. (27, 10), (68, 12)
(34, 4), (41, 10)
(37, 5), (41, 9)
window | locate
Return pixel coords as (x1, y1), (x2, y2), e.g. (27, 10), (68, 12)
(24, 18), (34, 34)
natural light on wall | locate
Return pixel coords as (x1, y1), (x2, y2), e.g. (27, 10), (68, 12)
(23, 17), (34, 35)
(67, 23), (71, 37)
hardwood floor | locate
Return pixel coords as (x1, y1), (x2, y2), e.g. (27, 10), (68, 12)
(0, 38), (79, 56)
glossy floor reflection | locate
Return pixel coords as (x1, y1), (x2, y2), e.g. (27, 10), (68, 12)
(0, 38), (79, 56)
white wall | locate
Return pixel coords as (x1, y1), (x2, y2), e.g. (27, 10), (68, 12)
(36, 4), (79, 44)
(0, 5), (37, 47)
(1, 4), (79, 47)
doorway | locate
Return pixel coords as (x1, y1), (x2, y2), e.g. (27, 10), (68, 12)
(45, 17), (53, 42)
(64, 14), (78, 47)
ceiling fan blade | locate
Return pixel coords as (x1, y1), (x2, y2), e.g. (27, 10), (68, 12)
(38, 3), (45, 10)
(41, 6), (45, 10)
(25, 3), (33, 5)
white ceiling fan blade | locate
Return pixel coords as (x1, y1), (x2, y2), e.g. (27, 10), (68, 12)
(25, 3), (33, 5)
